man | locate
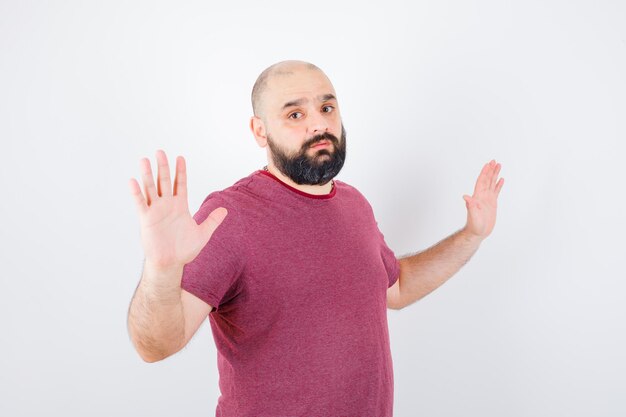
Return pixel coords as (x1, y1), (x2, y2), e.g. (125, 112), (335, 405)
(127, 60), (504, 416)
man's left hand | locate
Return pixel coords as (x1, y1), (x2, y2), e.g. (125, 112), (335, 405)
(462, 159), (504, 240)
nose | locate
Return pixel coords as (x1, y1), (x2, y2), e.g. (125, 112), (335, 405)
(307, 109), (331, 137)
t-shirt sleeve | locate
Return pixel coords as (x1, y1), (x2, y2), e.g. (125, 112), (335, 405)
(358, 189), (401, 289)
(180, 193), (246, 312)
(378, 226), (401, 288)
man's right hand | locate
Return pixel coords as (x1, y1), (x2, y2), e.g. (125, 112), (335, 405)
(128, 149), (228, 270)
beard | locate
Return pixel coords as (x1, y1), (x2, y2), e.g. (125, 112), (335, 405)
(266, 124), (347, 185)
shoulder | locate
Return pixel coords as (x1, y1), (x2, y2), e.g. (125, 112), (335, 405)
(193, 171), (259, 224)
(198, 171), (260, 206)
(334, 179), (375, 212)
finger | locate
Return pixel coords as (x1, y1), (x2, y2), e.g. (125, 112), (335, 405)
(463, 195), (472, 209)
(495, 177), (504, 196)
(156, 149), (172, 197)
(140, 157), (157, 206)
(173, 155), (187, 200)
(200, 207), (228, 236)
(128, 178), (148, 214)
(473, 163), (490, 194)
(490, 163), (501, 190)
(463, 195), (480, 210)
(484, 160), (497, 190)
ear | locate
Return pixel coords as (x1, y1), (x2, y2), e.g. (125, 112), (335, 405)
(249, 116), (268, 148)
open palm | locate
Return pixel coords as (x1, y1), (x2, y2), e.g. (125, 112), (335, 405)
(462, 159), (504, 240)
(128, 150), (228, 269)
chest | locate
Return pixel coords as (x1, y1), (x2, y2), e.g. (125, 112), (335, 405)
(237, 205), (387, 314)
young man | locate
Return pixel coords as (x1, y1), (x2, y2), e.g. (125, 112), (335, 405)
(127, 60), (504, 417)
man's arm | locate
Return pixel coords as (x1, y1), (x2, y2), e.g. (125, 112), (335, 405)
(388, 228), (482, 309)
(127, 262), (187, 362)
(387, 159), (504, 310)
(127, 150), (226, 362)
(127, 261), (215, 362)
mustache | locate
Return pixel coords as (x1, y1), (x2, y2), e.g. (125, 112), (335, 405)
(305, 132), (339, 148)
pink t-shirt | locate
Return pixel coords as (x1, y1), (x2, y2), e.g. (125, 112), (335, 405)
(181, 169), (400, 417)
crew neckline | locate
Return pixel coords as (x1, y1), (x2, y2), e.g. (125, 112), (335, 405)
(257, 169), (337, 199)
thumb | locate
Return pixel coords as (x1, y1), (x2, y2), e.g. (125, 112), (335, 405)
(201, 207), (228, 235)
(463, 195), (471, 208)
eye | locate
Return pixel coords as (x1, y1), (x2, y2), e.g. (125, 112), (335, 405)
(322, 105), (334, 113)
(289, 112), (303, 119)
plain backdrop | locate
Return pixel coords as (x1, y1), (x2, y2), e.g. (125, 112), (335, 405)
(1, 0), (624, 416)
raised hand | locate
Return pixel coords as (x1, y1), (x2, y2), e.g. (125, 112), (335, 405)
(128, 149), (228, 269)
(462, 159), (504, 240)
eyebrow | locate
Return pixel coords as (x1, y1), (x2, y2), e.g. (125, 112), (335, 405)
(281, 93), (337, 111)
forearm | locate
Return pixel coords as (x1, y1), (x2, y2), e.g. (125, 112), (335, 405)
(397, 227), (483, 308)
(127, 261), (186, 362)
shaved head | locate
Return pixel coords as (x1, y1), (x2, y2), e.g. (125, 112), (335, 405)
(251, 60), (325, 120)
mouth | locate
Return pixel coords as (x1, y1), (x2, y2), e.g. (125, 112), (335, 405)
(311, 141), (331, 149)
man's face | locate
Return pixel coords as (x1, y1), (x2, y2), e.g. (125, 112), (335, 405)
(266, 124), (346, 185)
(261, 68), (346, 185)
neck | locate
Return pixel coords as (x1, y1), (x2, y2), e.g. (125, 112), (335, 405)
(264, 164), (334, 196)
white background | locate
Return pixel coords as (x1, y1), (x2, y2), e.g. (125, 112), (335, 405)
(1, 0), (624, 416)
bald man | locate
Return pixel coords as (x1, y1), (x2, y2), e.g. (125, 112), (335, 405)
(127, 60), (504, 416)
